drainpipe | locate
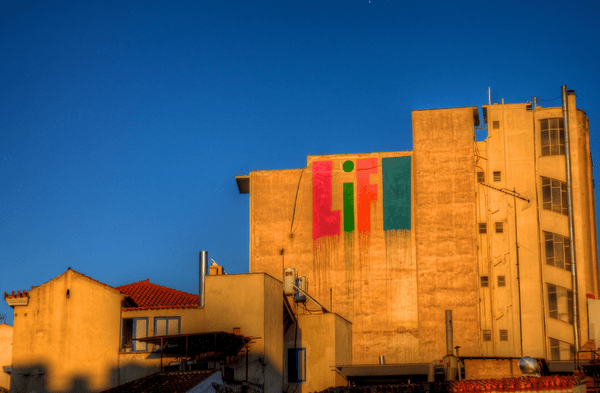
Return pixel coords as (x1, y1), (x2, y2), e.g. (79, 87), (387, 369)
(199, 251), (208, 308)
(562, 85), (579, 351)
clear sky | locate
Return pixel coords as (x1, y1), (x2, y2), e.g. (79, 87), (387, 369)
(2, 0), (600, 325)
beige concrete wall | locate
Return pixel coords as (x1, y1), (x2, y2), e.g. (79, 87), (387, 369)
(478, 103), (539, 358)
(249, 151), (419, 364)
(10, 269), (124, 392)
(0, 323), (12, 390)
(286, 313), (351, 393)
(204, 273), (283, 393)
(478, 97), (599, 360)
(412, 107), (481, 361)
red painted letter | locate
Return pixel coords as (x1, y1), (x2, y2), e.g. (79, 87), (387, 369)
(313, 161), (341, 239)
(357, 158), (378, 232)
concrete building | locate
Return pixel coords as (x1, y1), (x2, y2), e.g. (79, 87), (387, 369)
(4, 265), (350, 392)
(236, 89), (599, 372)
(0, 322), (13, 391)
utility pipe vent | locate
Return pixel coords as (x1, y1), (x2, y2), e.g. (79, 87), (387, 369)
(199, 251), (208, 308)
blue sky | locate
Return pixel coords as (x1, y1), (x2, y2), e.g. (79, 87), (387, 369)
(2, 0), (600, 325)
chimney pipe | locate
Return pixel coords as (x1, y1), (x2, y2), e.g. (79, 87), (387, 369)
(199, 251), (208, 308)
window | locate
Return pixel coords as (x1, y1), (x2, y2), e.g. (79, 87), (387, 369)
(499, 330), (509, 341)
(540, 118), (565, 156)
(493, 171), (501, 182)
(544, 232), (572, 271)
(287, 348), (306, 383)
(493, 121), (500, 129)
(549, 338), (575, 361)
(498, 276), (506, 287)
(547, 284), (573, 324)
(495, 222), (503, 233)
(479, 223), (487, 234)
(122, 318), (148, 352)
(154, 317), (180, 336)
(542, 177), (568, 215)
(477, 172), (485, 183)
(481, 276), (489, 287)
(483, 330), (492, 341)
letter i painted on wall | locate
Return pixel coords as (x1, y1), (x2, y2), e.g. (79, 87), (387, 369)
(356, 158), (378, 232)
(343, 160), (355, 232)
(312, 161), (341, 240)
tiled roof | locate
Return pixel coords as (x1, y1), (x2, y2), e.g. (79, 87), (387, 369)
(116, 279), (199, 311)
(102, 370), (216, 393)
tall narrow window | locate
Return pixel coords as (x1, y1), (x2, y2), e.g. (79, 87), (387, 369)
(540, 118), (565, 156)
(479, 223), (487, 234)
(493, 171), (501, 182)
(122, 318), (148, 352)
(477, 172), (485, 183)
(542, 177), (568, 215)
(499, 330), (509, 341)
(497, 276), (506, 287)
(544, 232), (571, 271)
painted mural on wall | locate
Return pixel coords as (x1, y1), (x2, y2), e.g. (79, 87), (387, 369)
(309, 154), (418, 363)
(312, 156), (411, 239)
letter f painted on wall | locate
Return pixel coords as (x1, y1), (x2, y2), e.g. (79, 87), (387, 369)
(312, 161), (341, 240)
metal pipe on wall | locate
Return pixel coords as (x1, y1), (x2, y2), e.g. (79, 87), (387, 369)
(199, 251), (208, 308)
(562, 85), (579, 351)
(445, 310), (453, 355)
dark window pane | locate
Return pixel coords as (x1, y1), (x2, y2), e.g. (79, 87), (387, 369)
(550, 118), (559, 129)
(541, 130), (549, 147)
(540, 119), (548, 130)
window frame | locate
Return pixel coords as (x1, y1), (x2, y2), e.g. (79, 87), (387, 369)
(154, 317), (181, 337)
(122, 317), (149, 352)
(544, 231), (572, 272)
(547, 283), (573, 324)
(495, 222), (503, 233)
(540, 118), (565, 157)
(541, 177), (568, 216)
(497, 276), (506, 287)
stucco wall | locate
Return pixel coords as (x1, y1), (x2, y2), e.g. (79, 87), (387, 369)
(285, 313), (351, 393)
(204, 273), (283, 393)
(10, 269), (123, 392)
(0, 323), (12, 390)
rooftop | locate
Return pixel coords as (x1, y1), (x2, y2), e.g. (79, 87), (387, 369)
(117, 279), (199, 311)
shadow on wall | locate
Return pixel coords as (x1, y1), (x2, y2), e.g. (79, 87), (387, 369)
(9, 356), (160, 393)
(9, 353), (285, 392)
(10, 364), (47, 393)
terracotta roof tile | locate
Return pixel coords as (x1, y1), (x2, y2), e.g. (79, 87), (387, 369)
(4, 290), (28, 299)
(102, 370), (216, 393)
(116, 279), (199, 311)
